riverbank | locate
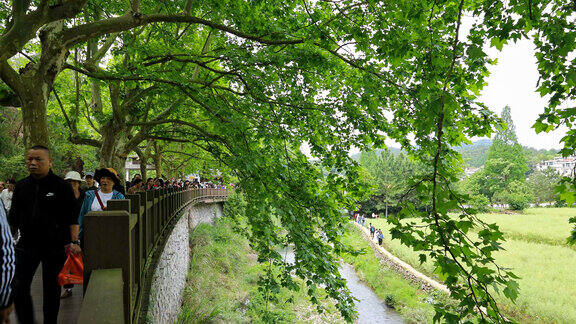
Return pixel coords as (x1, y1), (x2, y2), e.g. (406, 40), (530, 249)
(341, 224), (456, 323)
(178, 218), (345, 323)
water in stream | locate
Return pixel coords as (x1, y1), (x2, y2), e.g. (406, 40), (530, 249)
(280, 247), (404, 323)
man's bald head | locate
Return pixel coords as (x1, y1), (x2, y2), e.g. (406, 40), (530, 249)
(27, 145), (52, 179)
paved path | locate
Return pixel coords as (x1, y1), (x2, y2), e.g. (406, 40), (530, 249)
(9, 268), (82, 324)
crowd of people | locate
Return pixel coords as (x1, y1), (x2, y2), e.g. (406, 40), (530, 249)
(0, 145), (228, 323)
(128, 174), (227, 195)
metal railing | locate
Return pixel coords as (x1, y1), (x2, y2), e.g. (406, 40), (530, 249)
(78, 188), (228, 323)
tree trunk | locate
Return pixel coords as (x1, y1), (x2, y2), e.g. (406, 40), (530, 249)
(9, 22), (70, 148)
(99, 125), (129, 182)
(138, 153), (148, 180)
(20, 91), (50, 147)
(153, 142), (163, 178)
(154, 154), (162, 179)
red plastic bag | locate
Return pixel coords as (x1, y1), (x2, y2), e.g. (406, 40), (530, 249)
(58, 252), (84, 286)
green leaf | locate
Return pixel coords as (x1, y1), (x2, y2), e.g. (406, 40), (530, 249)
(503, 280), (519, 301)
(490, 38), (507, 51)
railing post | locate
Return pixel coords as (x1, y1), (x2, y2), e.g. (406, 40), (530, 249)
(84, 199), (133, 324)
(152, 190), (160, 243)
(126, 194), (142, 299)
(146, 191), (154, 253)
(138, 191), (147, 276)
(169, 189), (173, 218)
(164, 188), (169, 225)
(160, 189), (167, 227)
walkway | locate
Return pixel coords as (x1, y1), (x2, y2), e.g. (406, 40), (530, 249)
(9, 267), (82, 324)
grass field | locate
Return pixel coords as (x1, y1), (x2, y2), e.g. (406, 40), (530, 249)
(366, 208), (576, 323)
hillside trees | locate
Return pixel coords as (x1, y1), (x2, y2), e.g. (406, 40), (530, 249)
(527, 168), (561, 205)
(358, 150), (425, 217)
(465, 107), (531, 209)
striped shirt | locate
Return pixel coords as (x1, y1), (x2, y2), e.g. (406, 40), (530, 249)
(0, 201), (14, 308)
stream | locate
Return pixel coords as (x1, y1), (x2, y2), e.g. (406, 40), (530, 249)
(280, 246), (404, 323)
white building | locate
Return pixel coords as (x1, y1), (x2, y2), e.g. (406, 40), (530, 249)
(464, 166), (482, 177)
(535, 157), (576, 177)
(124, 155), (155, 181)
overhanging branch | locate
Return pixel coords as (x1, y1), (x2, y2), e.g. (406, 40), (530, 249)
(69, 135), (102, 148)
(133, 119), (226, 142)
(61, 13), (304, 49)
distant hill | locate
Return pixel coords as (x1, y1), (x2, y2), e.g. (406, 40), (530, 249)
(353, 140), (557, 168)
(349, 147), (402, 161)
(455, 139), (492, 167)
(455, 139), (558, 168)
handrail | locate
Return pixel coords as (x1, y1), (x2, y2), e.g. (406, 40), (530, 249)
(79, 188), (229, 323)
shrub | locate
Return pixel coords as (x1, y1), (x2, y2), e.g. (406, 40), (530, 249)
(223, 189), (247, 219)
(495, 180), (533, 211)
(470, 194), (490, 212)
(506, 192), (531, 211)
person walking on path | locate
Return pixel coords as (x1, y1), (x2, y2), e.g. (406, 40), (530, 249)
(8, 145), (81, 324)
(0, 200), (15, 323)
(78, 168), (125, 241)
(82, 172), (97, 192)
(127, 178), (144, 195)
(377, 230), (384, 246)
(369, 223), (375, 238)
(60, 171), (85, 299)
(0, 179), (15, 214)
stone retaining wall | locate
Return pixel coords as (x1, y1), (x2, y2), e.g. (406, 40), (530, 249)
(148, 202), (224, 323)
(353, 222), (449, 293)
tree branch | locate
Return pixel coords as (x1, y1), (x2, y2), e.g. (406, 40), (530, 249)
(130, 0), (141, 13)
(60, 13), (304, 49)
(148, 99), (182, 123)
(69, 135), (102, 148)
(11, 0), (31, 23)
(81, 96), (102, 134)
(0, 62), (24, 93)
(44, 0), (88, 23)
(191, 30), (214, 80)
(133, 119), (226, 142)
(85, 33), (118, 66)
(164, 150), (203, 159)
(52, 88), (74, 132)
(145, 136), (192, 143)
(184, 0), (194, 15)
(64, 63), (241, 94)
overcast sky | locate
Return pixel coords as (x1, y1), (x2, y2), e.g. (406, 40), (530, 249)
(479, 38), (567, 150)
(302, 33), (568, 157)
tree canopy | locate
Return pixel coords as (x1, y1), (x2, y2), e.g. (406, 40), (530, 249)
(1, 0), (575, 322)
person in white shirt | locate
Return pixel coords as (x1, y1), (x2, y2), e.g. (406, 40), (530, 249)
(0, 179), (15, 213)
(78, 168), (125, 240)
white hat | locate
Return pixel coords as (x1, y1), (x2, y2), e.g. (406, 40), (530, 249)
(64, 171), (84, 182)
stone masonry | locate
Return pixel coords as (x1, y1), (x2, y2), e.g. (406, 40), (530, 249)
(148, 202), (224, 323)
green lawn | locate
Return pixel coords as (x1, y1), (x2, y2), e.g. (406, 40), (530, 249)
(367, 208), (576, 323)
(477, 208), (574, 246)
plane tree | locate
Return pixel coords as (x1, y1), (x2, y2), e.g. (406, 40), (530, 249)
(5, 0), (575, 321)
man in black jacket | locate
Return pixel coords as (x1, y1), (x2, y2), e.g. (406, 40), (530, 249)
(8, 146), (81, 324)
